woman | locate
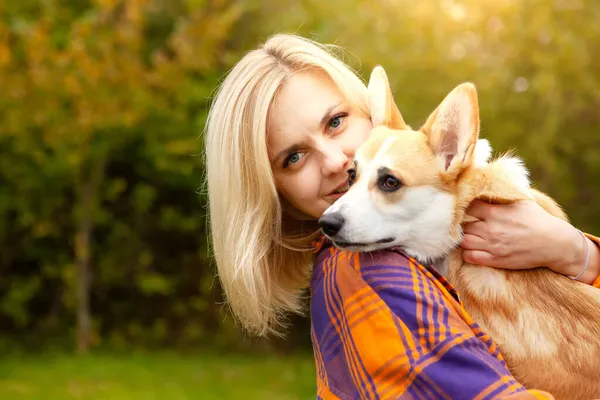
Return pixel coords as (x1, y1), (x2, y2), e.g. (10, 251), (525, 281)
(205, 33), (600, 399)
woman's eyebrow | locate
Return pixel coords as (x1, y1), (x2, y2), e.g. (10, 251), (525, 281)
(319, 101), (343, 128)
(271, 101), (343, 165)
(273, 144), (300, 165)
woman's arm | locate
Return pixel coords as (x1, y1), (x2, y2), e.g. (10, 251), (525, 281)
(461, 200), (600, 285)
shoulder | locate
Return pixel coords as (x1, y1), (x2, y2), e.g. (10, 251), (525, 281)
(310, 240), (413, 300)
(311, 240), (426, 299)
(311, 239), (461, 307)
(313, 239), (420, 280)
(313, 239), (413, 271)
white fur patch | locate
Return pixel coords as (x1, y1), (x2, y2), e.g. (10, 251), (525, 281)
(473, 139), (492, 169)
(398, 187), (457, 262)
(373, 136), (398, 163)
(327, 181), (458, 261)
(495, 156), (531, 191)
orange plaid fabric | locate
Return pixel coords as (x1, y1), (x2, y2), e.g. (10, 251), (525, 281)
(310, 237), (555, 400)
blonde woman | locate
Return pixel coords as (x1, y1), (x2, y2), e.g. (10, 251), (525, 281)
(205, 33), (600, 399)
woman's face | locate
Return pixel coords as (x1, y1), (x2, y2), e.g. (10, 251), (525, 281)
(267, 69), (372, 219)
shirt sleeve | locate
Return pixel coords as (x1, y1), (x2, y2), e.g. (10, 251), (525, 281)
(330, 249), (554, 400)
(583, 233), (600, 288)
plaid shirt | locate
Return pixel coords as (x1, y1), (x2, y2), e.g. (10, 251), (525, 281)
(309, 235), (600, 400)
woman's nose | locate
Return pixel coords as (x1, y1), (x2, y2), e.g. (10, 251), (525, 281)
(321, 145), (349, 176)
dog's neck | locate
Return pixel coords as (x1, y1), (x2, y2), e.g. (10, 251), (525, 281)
(408, 143), (492, 273)
(422, 151), (534, 277)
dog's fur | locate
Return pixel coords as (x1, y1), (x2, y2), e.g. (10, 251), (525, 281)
(321, 66), (600, 400)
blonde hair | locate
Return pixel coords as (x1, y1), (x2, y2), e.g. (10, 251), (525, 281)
(204, 33), (369, 336)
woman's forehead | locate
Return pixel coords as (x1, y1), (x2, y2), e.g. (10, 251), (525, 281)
(268, 70), (345, 135)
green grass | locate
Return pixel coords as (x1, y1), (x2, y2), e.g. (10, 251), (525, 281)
(0, 352), (316, 400)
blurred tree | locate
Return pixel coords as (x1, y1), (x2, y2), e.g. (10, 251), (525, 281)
(0, 0), (599, 353)
(252, 0), (600, 231)
(0, 0), (245, 353)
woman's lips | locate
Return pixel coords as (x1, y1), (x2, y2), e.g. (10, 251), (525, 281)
(326, 181), (350, 201)
(329, 181), (350, 196)
(327, 191), (347, 201)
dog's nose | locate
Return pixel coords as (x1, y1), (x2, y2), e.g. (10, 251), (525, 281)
(318, 213), (345, 237)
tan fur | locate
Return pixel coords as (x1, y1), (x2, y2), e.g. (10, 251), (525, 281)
(360, 66), (600, 400)
(448, 163), (600, 400)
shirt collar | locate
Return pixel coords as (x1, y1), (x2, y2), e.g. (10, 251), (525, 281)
(311, 234), (328, 253)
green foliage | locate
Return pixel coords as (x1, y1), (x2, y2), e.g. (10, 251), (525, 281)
(0, 0), (599, 352)
(253, 0), (600, 233)
(0, 0), (249, 350)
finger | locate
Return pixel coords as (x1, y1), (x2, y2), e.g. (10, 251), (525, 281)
(465, 199), (494, 221)
(463, 249), (496, 267)
(460, 233), (488, 251)
(462, 221), (488, 239)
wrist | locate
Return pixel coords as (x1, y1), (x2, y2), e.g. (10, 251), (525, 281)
(550, 222), (598, 284)
(581, 234), (600, 285)
(547, 220), (583, 275)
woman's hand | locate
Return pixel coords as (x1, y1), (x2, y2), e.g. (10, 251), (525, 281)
(461, 200), (600, 284)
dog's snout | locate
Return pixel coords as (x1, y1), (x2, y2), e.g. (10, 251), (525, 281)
(318, 213), (345, 237)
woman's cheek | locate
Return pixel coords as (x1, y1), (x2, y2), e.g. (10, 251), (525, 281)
(348, 117), (372, 148)
(285, 168), (322, 212)
(360, 119), (373, 140)
(302, 167), (323, 201)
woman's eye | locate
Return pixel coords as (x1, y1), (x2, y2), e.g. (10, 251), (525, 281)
(328, 113), (347, 130)
(289, 153), (300, 164)
(283, 152), (305, 168)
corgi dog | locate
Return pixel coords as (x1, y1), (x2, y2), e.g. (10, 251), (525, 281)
(318, 66), (600, 400)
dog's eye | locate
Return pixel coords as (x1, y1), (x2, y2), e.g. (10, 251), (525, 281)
(347, 169), (356, 186)
(380, 175), (402, 192)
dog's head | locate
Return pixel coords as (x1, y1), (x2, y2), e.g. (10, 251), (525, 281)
(318, 66), (488, 262)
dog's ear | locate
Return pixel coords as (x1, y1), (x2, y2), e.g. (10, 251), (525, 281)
(420, 83), (480, 177)
(367, 66), (409, 130)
